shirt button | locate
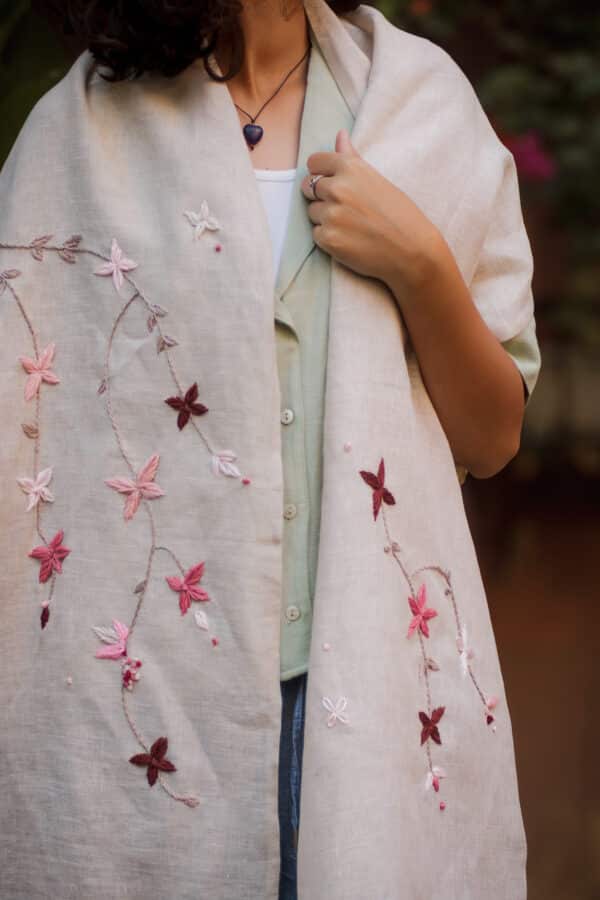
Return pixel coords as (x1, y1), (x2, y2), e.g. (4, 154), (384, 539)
(286, 605), (301, 622)
(283, 503), (297, 520)
(281, 408), (295, 425)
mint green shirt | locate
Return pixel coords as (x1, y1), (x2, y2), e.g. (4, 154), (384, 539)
(276, 29), (541, 681)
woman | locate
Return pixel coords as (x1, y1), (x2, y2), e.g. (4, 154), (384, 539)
(0, 0), (540, 898)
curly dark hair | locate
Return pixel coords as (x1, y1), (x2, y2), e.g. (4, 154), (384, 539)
(33, 0), (362, 84)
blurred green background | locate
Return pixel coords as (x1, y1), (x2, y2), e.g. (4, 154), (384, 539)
(1, 2), (598, 898)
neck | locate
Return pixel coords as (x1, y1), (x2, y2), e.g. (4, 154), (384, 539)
(213, 0), (310, 101)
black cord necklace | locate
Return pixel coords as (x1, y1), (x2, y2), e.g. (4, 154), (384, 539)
(234, 42), (312, 151)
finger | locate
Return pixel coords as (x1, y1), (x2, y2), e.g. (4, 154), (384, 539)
(305, 199), (327, 225)
(300, 173), (332, 202)
(306, 150), (346, 176)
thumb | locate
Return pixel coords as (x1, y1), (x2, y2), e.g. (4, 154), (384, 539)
(335, 128), (359, 157)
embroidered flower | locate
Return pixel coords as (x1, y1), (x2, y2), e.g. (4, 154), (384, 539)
(16, 466), (54, 511)
(194, 609), (209, 631)
(322, 696), (349, 727)
(164, 382), (208, 430)
(92, 619), (129, 659)
(425, 765), (446, 792)
(18, 343), (60, 401)
(166, 561), (209, 615)
(456, 624), (475, 675)
(407, 583), (438, 639)
(183, 202), (221, 239)
(129, 736), (176, 787)
(359, 458), (396, 521)
(419, 706), (445, 746)
(122, 657), (143, 690)
(211, 451), (242, 478)
(93, 238), (137, 293)
(29, 529), (71, 583)
(105, 453), (165, 521)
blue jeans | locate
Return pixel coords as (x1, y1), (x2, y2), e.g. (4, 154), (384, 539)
(278, 672), (307, 900)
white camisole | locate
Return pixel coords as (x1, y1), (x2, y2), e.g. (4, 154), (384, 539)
(254, 167), (297, 279)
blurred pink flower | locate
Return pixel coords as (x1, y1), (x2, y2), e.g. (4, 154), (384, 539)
(502, 130), (557, 181)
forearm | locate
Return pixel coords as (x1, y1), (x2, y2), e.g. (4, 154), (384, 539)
(383, 226), (526, 479)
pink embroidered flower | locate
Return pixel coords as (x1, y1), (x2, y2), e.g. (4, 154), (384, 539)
(419, 706), (445, 746)
(16, 466), (54, 511)
(92, 619), (129, 659)
(211, 451), (241, 478)
(166, 561), (209, 615)
(105, 453), (165, 521)
(93, 238), (138, 292)
(164, 382), (208, 430)
(359, 458), (396, 521)
(407, 583), (438, 639)
(425, 765), (446, 792)
(501, 129), (557, 182)
(129, 736), (176, 787)
(322, 696), (349, 727)
(29, 529), (71, 583)
(122, 657), (142, 690)
(18, 343), (60, 401)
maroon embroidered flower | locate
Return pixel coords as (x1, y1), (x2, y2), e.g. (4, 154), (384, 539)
(166, 561), (210, 615)
(407, 583), (438, 638)
(164, 382), (208, 430)
(419, 706), (445, 745)
(29, 529), (71, 583)
(359, 457), (396, 521)
(129, 736), (176, 787)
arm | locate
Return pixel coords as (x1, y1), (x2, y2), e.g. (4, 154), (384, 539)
(382, 224), (526, 479)
(304, 128), (537, 480)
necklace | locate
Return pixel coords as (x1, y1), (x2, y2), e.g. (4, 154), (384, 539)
(234, 42), (312, 151)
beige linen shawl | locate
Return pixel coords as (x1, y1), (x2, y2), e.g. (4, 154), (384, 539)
(0, 0), (532, 897)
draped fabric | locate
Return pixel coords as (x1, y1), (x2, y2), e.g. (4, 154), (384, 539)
(0, 0), (533, 896)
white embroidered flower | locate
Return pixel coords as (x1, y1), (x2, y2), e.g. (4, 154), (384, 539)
(322, 696), (349, 728)
(456, 624), (475, 675)
(93, 238), (137, 293)
(194, 609), (209, 631)
(183, 201), (221, 239)
(425, 765), (446, 792)
(16, 466), (54, 511)
(211, 450), (242, 479)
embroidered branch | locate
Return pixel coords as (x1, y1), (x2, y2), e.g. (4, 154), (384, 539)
(0, 232), (248, 806)
(0, 265), (71, 629)
(359, 456), (501, 810)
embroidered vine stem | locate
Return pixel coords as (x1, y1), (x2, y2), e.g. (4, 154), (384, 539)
(1, 270), (66, 629)
(118, 271), (214, 455)
(103, 282), (200, 808)
(0, 238), (220, 458)
(0, 236), (216, 806)
(3, 278), (48, 546)
(381, 504), (490, 713)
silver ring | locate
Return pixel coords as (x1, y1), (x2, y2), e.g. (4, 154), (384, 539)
(309, 173), (324, 200)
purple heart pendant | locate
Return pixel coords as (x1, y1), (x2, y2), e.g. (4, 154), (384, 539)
(243, 123), (264, 150)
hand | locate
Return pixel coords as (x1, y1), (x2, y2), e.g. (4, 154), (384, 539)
(300, 128), (442, 300)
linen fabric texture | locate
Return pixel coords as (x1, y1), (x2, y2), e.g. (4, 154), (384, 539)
(265, 34), (540, 680)
(0, 0), (537, 896)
